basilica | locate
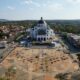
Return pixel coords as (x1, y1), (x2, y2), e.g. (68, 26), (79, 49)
(27, 17), (55, 42)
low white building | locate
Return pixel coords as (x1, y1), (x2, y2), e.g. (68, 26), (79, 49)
(27, 17), (55, 42)
(67, 33), (80, 47)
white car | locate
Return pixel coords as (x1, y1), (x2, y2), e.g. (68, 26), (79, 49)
(51, 41), (61, 48)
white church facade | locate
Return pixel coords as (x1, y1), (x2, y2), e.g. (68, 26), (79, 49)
(27, 17), (55, 42)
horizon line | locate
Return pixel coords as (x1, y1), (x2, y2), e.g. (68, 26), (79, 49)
(3, 19), (80, 21)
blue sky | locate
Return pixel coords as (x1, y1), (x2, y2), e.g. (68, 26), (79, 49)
(0, 0), (80, 20)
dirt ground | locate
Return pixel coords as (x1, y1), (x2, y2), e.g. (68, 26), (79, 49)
(0, 47), (79, 80)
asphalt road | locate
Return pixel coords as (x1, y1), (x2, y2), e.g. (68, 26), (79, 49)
(0, 44), (10, 55)
(0, 43), (17, 63)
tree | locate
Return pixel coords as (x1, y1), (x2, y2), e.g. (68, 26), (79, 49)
(5, 66), (17, 80)
(0, 77), (10, 80)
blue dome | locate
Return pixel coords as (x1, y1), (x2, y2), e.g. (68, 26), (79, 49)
(38, 17), (44, 24)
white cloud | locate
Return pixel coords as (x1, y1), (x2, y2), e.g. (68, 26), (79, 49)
(29, 7), (34, 10)
(7, 6), (15, 10)
(47, 3), (64, 11)
(54, 3), (63, 10)
(24, 0), (33, 5)
(32, 2), (40, 7)
(22, 0), (64, 11)
(23, 0), (40, 7)
(42, 4), (47, 7)
(67, 0), (80, 4)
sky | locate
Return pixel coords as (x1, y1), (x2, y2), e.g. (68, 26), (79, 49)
(0, 0), (80, 20)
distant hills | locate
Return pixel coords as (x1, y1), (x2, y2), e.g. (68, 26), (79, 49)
(0, 19), (8, 22)
(0, 19), (80, 25)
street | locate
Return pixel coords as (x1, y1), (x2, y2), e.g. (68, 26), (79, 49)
(0, 43), (17, 63)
